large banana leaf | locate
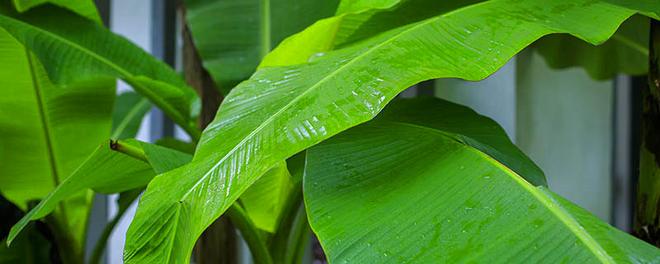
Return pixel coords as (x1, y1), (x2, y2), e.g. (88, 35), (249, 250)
(304, 98), (660, 263)
(0, 28), (113, 257)
(124, 1), (659, 263)
(534, 15), (649, 80)
(184, 0), (339, 94)
(0, 3), (201, 138)
(11, 0), (100, 22)
(7, 140), (191, 245)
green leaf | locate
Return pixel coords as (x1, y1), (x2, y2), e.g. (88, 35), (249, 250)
(0, 3), (201, 139)
(183, 0), (339, 94)
(7, 140), (191, 245)
(124, 1), (658, 263)
(261, 0), (482, 67)
(534, 15), (649, 80)
(304, 99), (660, 263)
(335, 0), (400, 14)
(155, 137), (196, 155)
(12, 0), (101, 22)
(602, 0), (660, 20)
(111, 92), (152, 140)
(0, 28), (113, 255)
(240, 162), (293, 232)
(376, 98), (545, 186)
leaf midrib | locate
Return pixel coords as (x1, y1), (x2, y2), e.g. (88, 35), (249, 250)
(179, 5), (451, 203)
(24, 49), (72, 238)
(0, 15), (133, 78)
(611, 33), (649, 56)
(388, 121), (615, 263)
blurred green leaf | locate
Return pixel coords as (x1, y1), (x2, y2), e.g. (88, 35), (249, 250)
(184, 0), (339, 94)
(534, 15), (649, 80)
(0, 28), (113, 256)
(12, 0), (101, 22)
(0, 3), (201, 138)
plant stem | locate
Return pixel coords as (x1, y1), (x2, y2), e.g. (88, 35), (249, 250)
(635, 18), (660, 247)
(109, 140), (148, 162)
(284, 204), (310, 264)
(269, 182), (303, 263)
(45, 215), (83, 264)
(226, 204), (274, 264)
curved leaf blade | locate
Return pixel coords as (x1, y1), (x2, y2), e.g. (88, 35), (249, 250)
(124, 1), (656, 262)
(0, 3), (200, 138)
(304, 99), (660, 263)
(0, 28), (113, 252)
(376, 98), (545, 186)
(7, 140), (191, 245)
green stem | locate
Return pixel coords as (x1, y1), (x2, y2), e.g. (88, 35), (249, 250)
(284, 204), (310, 264)
(259, 0), (271, 59)
(45, 215), (83, 264)
(110, 139), (148, 162)
(270, 182), (303, 263)
(226, 204), (274, 264)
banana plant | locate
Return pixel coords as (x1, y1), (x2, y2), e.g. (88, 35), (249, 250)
(1, 0), (660, 264)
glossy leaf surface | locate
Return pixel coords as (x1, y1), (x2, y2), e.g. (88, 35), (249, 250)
(0, 3), (200, 138)
(111, 92), (151, 140)
(0, 28), (113, 250)
(534, 15), (649, 80)
(184, 0), (339, 93)
(7, 140), (191, 245)
(124, 1), (658, 263)
(304, 99), (660, 263)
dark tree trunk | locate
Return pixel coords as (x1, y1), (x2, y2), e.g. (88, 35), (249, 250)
(634, 19), (660, 247)
(180, 4), (237, 264)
